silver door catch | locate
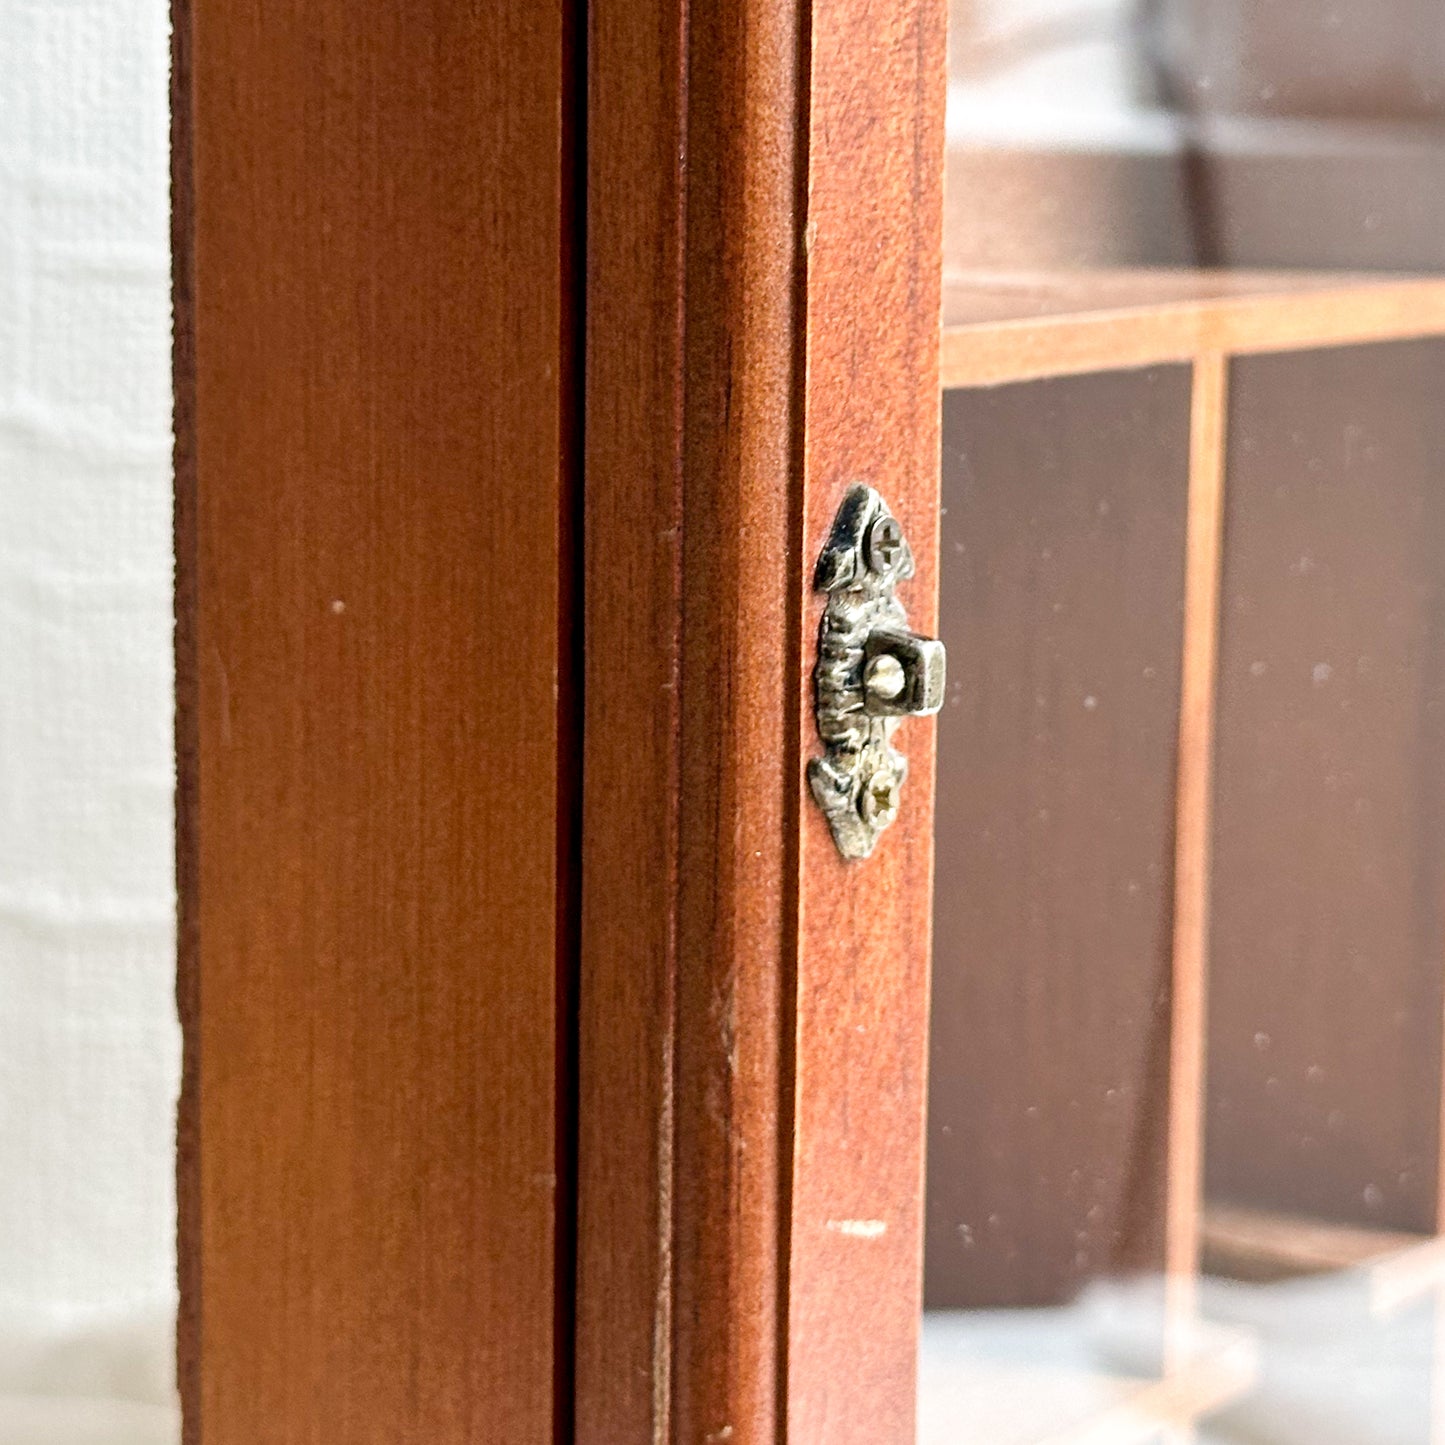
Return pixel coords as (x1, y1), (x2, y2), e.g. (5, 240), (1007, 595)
(808, 485), (945, 861)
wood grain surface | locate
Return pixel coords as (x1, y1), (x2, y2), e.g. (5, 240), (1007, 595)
(180, 0), (945, 1436)
(577, 0), (802, 1436)
(670, 0), (803, 1439)
(175, 2), (582, 1440)
(1206, 340), (1445, 1236)
(924, 370), (1192, 1312)
(579, 0), (946, 1440)
(787, 1), (947, 1439)
(574, 0), (687, 1430)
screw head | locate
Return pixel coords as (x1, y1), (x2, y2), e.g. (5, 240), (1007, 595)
(859, 767), (901, 828)
(866, 515), (905, 575)
(865, 653), (906, 702)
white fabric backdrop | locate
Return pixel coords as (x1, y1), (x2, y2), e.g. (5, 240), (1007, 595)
(0, 0), (178, 1435)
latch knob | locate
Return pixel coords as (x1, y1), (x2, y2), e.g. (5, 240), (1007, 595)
(808, 485), (945, 861)
(863, 627), (946, 718)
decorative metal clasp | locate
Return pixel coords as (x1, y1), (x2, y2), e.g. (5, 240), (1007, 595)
(808, 485), (945, 860)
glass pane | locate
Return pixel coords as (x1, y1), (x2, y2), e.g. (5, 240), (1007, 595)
(0, 2), (180, 1440)
(925, 369), (1197, 1442)
(927, 3), (1445, 1440)
(945, 0), (1445, 273)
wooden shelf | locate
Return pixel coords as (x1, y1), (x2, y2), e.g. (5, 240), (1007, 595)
(940, 269), (1445, 388)
(1202, 1203), (1428, 1285)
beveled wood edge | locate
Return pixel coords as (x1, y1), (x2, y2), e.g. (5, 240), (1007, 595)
(941, 276), (1445, 388)
(576, 0), (803, 1436)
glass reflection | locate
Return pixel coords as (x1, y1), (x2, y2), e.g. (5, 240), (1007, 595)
(926, 3), (1445, 1438)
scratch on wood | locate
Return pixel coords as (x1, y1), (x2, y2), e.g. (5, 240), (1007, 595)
(824, 1219), (887, 1239)
(654, 1031), (674, 1445)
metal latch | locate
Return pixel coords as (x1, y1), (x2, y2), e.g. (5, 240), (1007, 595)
(808, 485), (945, 861)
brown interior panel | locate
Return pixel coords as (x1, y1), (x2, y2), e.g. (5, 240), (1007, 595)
(1205, 339), (1445, 1236)
(925, 368), (1191, 1310)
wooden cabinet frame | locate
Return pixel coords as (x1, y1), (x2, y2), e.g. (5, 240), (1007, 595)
(174, 0), (946, 1440)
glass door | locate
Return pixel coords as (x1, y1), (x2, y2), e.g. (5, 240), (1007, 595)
(924, 3), (1445, 1439)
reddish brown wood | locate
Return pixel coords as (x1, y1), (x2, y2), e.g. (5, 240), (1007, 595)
(669, 3), (804, 1440)
(787, 0), (947, 1438)
(573, 0), (687, 1437)
(578, 0), (946, 1440)
(175, 2), (581, 1440)
(577, 0), (803, 1436)
(578, 0), (805, 1435)
(182, 0), (944, 1433)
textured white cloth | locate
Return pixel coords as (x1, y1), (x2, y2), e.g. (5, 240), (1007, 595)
(0, 0), (179, 1437)
(0, 1304), (175, 1443)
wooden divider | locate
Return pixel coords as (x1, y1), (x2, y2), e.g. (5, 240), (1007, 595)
(1165, 352), (1228, 1367)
